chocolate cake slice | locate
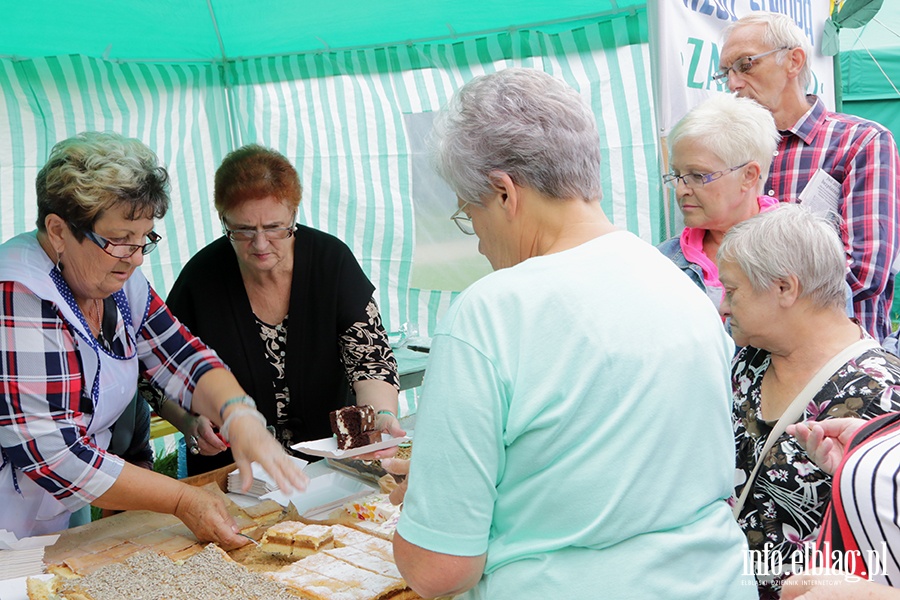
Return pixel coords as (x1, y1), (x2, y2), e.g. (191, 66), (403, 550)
(329, 405), (380, 450)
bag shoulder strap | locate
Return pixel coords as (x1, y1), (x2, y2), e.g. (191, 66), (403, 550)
(732, 337), (880, 518)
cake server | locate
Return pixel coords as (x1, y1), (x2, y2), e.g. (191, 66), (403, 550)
(237, 532), (261, 546)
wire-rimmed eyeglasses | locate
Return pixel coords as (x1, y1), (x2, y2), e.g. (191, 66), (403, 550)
(712, 47), (792, 84)
(222, 212), (297, 242)
(223, 225), (296, 242)
(450, 202), (475, 235)
(662, 162), (749, 190)
(77, 226), (162, 258)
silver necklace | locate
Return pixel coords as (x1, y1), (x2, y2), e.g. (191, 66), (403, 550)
(88, 298), (103, 336)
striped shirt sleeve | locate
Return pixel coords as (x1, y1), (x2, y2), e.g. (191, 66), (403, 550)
(137, 288), (226, 413)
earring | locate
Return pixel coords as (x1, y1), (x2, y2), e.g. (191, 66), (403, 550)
(55, 251), (64, 273)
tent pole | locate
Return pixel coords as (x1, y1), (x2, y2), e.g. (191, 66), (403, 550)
(206, 0), (241, 150)
(221, 64), (241, 150)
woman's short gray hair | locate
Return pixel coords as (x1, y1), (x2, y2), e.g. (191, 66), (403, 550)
(36, 131), (169, 235)
(718, 204), (847, 311)
(723, 11), (813, 90)
(668, 94), (779, 192)
(429, 68), (602, 205)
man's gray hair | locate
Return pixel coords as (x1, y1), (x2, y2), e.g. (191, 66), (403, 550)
(723, 12), (813, 91)
(718, 204), (847, 311)
(429, 68), (602, 205)
(668, 93), (780, 192)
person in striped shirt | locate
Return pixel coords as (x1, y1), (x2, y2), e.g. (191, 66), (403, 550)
(718, 11), (900, 342)
(782, 414), (900, 597)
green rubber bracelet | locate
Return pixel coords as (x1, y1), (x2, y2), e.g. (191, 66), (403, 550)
(219, 395), (256, 421)
(377, 409), (396, 419)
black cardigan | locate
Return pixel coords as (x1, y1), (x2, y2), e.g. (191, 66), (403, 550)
(166, 224), (374, 473)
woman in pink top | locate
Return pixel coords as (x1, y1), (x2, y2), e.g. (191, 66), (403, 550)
(658, 94), (780, 312)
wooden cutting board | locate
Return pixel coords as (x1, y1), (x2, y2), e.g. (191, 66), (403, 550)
(44, 464), (287, 571)
(37, 467), (444, 600)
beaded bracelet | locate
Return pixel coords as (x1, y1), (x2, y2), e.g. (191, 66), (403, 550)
(220, 408), (268, 442)
(376, 409), (396, 419)
(219, 395), (256, 421)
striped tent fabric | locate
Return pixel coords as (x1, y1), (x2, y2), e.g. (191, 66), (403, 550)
(0, 13), (660, 412)
(0, 57), (231, 289)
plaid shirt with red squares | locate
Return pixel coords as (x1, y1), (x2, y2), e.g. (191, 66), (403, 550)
(0, 281), (224, 509)
(767, 96), (900, 341)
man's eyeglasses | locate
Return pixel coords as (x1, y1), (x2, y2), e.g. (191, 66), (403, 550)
(78, 226), (162, 258)
(712, 47), (792, 84)
(450, 202), (475, 235)
(223, 224), (296, 242)
(662, 162), (749, 190)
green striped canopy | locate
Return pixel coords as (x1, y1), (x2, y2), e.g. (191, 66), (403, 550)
(1, 1), (646, 61)
(0, 2), (660, 353)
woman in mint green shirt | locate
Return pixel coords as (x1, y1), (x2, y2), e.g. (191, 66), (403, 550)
(391, 68), (755, 600)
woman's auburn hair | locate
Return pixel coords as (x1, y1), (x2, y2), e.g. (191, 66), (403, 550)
(214, 144), (302, 215)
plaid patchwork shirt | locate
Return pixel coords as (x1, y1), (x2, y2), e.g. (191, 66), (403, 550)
(767, 95), (900, 341)
(0, 280), (225, 508)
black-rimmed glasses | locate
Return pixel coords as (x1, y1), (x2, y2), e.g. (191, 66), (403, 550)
(712, 47), (792, 84)
(78, 226), (162, 258)
(450, 202), (475, 235)
(662, 162), (749, 190)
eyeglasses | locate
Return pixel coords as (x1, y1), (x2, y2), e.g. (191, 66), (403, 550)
(78, 226), (162, 258)
(662, 162), (749, 190)
(712, 47), (792, 84)
(222, 223), (296, 242)
(450, 202), (475, 235)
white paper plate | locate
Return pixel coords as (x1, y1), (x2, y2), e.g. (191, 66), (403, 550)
(262, 471), (377, 517)
(291, 434), (409, 459)
(0, 574), (52, 600)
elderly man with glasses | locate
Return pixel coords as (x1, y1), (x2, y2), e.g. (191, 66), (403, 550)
(718, 11), (900, 342)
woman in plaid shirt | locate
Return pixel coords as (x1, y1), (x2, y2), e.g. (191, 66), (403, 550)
(0, 132), (307, 542)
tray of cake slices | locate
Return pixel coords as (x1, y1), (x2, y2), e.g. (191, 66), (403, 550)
(291, 406), (410, 459)
(27, 519), (423, 600)
(26, 484), (424, 600)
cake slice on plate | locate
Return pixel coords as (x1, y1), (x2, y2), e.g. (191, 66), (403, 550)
(329, 405), (381, 450)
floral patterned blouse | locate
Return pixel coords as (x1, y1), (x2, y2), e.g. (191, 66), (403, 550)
(732, 344), (900, 599)
(258, 297), (398, 448)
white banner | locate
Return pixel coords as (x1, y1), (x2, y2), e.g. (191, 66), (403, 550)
(649, 0), (835, 139)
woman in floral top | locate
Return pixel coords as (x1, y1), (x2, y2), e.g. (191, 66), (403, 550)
(152, 144), (402, 475)
(718, 205), (900, 599)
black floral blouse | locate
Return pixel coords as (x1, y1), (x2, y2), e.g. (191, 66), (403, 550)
(732, 344), (900, 598)
(258, 297), (398, 449)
